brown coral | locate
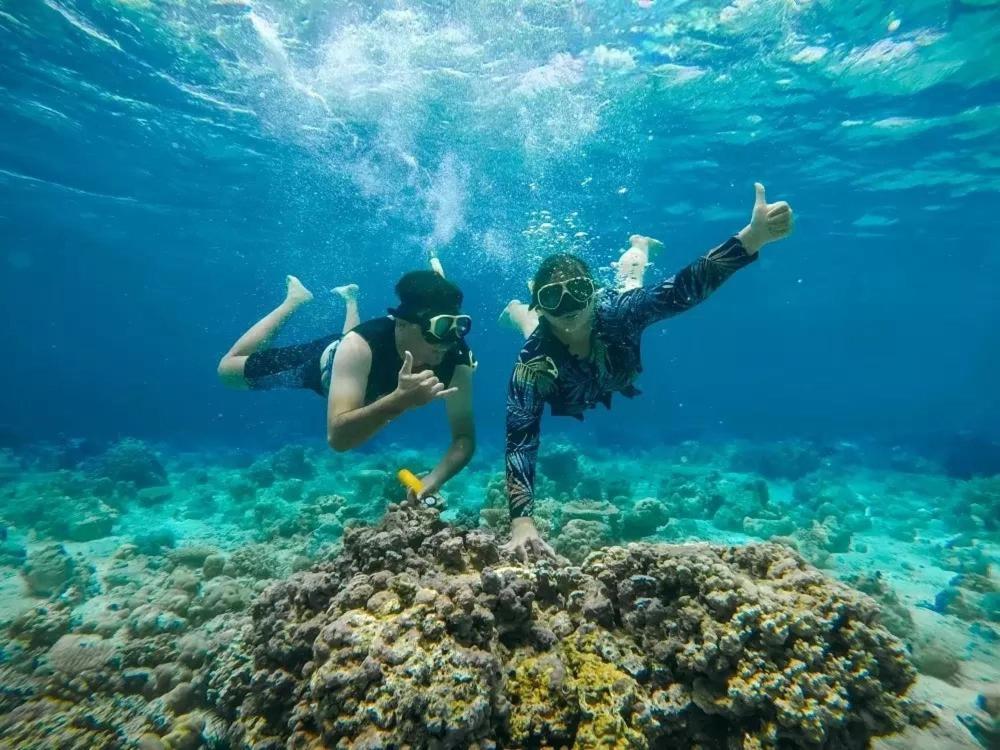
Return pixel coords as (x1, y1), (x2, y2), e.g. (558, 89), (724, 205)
(226, 502), (924, 749)
(48, 633), (116, 674)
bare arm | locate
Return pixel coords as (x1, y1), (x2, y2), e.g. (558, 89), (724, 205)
(420, 364), (476, 496)
(327, 333), (404, 451)
(326, 333), (458, 452)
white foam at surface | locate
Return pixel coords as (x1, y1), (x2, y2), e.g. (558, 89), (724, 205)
(591, 45), (637, 70)
(43, 0), (122, 51)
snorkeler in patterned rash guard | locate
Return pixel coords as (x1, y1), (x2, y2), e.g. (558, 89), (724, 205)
(502, 183), (795, 560)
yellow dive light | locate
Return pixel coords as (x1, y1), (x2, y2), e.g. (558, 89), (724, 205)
(397, 469), (440, 508)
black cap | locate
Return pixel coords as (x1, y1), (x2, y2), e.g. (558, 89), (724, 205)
(390, 270), (463, 319)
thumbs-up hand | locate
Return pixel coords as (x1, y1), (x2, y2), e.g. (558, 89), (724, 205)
(738, 182), (794, 254)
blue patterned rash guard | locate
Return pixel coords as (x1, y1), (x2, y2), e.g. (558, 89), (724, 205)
(505, 236), (758, 519)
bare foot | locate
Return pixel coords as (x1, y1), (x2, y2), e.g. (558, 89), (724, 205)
(628, 234), (664, 258)
(331, 283), (359, 302)
(499, 299), (539, 338)
(499, 299), (524, 324)
(285, 275), (313, 307)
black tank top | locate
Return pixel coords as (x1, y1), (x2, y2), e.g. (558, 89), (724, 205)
(352, 317), (474, 405)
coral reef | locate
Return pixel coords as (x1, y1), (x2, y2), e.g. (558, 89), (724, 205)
(225, 502), (924, 749)
(728, 440), (824, 480)
(0, 438), (995, 750)
(959, 689), (1000, 749)
(538, 443), (581, 493)
(21, 543), (76, 596)
(910, 642), (961, 684)
(842, 571), (914, 641)
(88, 438), (168, 489)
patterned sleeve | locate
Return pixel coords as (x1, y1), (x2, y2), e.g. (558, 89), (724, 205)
(504, 352), (555, 520)
(613, 236), (758, 330)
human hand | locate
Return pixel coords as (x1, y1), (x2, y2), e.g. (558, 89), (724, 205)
(502, 517), (556, 563)
(394, 351), (458, 409)
(738, 182), (794, 254)
(406, 473), (442, 507)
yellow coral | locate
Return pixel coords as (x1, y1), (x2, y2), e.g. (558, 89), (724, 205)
(507, 632), (646, 749)
(161, 712), (205, 750)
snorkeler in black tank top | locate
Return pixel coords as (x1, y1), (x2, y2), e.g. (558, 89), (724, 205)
(217, 270), (477, 501)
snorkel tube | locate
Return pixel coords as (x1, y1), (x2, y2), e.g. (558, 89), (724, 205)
(397, 469), (441, 508)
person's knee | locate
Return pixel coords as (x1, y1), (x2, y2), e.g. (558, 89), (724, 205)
(217, 356), (248, 389)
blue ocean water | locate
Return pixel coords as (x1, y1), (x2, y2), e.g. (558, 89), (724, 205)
(1, 2), (999, 748)
(1, 0), (997, 455)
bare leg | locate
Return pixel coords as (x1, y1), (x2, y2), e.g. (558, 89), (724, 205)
(217, 275), (313, 389)
(331, 284), (360, 333)
(612, 234), (664, 291)
(499, 300), (539, 339)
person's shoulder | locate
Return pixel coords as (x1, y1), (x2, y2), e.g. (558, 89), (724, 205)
(513, 333), (541, 365)
(511, 333), (559, 387)
(335, 331), (373, 362)
(353, 316), (394, 338)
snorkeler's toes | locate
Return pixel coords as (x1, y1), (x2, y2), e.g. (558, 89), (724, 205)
(285, 275), (314, 306)
(331, 283), (359, 301)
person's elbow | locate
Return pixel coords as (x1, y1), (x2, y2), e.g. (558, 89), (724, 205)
(456, 433), (476, 459)
(326, 423), (353, 453)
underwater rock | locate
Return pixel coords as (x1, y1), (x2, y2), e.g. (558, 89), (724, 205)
(842, 571), (915, 640)
(554, 518), (612, 563)
(89, 438), (168, 489)
(224, 543), (283, 580)
(792, 516), (853, 568)
(202, 554), (226, 580)
(192, 577), (249, 620)
(743, 515), (796, 539)
(951, 572), (999, 594)
(790, 472), (868, 529)
(136, 485), (173, 506)
(133, 528), (176, 556)
(226, 501), (925, 749)
(351, 467), (395, 504)
(959, 689), (1000, 747)
(559, 498), (620, 534)
(480, 472), (513, 534)
(711, 475), (774, 532)
(621, 497), (670, 540)
(21, 543), (75, 596)
(0, 530), (26, 567)
(538, 443), (581, 493)
(166, 545), (218, 569)
(957, 475), (1000, 532)
(911, 642), (961, 684)
(47, 633), (117, 675)
(728, 439), (824, 480)
(245, 456), (276, 488)
(8, 604), (72, 648)
(65, 498), (118, 541)
(934, 542), (993, 576)
(225, 475), (257, 504)
(657, 468), (725, 519)
(269, 445), (315, 480)
(933, 587), (983, 622)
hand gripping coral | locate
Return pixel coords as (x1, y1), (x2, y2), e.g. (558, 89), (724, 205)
(397, 469), (441, 508)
